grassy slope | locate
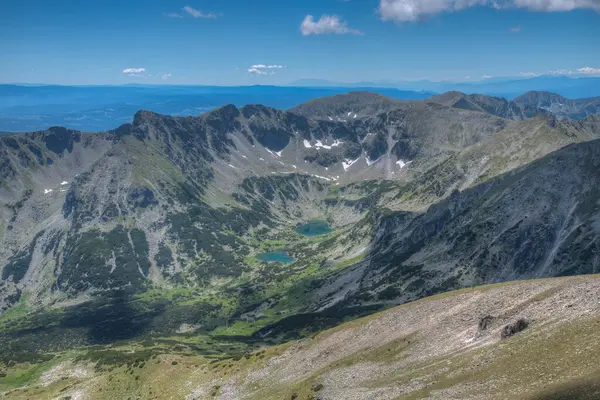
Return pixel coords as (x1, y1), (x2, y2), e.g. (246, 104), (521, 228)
(3, 275), (600, 399)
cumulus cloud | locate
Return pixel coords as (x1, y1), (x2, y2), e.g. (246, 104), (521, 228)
(378, 0), (600, 22)
(161, 73), (172, 79)
(577, 66), (600, 74)
(378, 0), (487, 22)
(248, 68), (269, 75)
(251, 64), (286, 69)
(548, 68), (573, 75)
(122, 68), (146, 74)
(165, 12), (183, 18)
(509, 25), (522, 32)
(511, 0), (600, 12)
(247, 64), (287, 75)
(300, 14), (362, 36)
(520, 72), (539, 77)
(182, 6), (218, 19)
(482, 74), (493, 79)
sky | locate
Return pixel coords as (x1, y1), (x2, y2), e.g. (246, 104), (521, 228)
(1, 0), (600, 85)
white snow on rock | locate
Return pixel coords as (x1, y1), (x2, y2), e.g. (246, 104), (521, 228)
(347, 111), (352, 116)
(44, 189), (53, 194)
(259, 157), (265, 161)
(328, 116), (333, 121)
(60, 181), (69, 186)
(228, 164), (237, 169)
(311, 174), (332, 181)
(314, 139), (343, 150)
(353, 114), (357, 118)
(265, 148), (282, 158)
(396, 160), (412, 168)
(292, 165), (297, 169)
(366, 156), (382, 166)
(241, 155), (247, 159)
(342, 157), (360, 171)
(303, 139), (312, 148)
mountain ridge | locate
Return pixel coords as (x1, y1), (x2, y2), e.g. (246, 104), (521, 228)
(1, 90), (600, 372)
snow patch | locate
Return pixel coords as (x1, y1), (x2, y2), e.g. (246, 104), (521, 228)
(60, 181), (69, 186)
(328, 116), (333, 121)
(228, 164), (236, 169)
(303, 139), (312, 148)
(311, 174), (332, 181)
(314, 139), (343, 150)
(396, 159), (413, 169)
(241, 154), (247, 159)
(292, 165), (297, 169)
(366, 156), (382, 166)
(353, 113), (357, 118)
(342, 157), (360, 171)
(347, 111), (352, 116)
(259, 157), (265, 161)
(265, 148), (282, 158)
(44, 189), (53, 194)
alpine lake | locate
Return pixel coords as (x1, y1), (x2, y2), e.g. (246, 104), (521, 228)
(256, 220), (333, 264)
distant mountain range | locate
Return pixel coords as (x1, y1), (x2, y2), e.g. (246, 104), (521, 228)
(2, 82), (599, 133)
(0, 84), (434, 132)
(289, 75), (600, 99)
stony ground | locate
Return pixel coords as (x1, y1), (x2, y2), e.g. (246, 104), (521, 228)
(2, 274), (600, 400)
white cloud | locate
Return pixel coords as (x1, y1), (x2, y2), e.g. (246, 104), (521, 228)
(378, 0), (488, 22)
(465, 75), (471, 79)
(482, 75), (493, 79)
(511, 0), (600, 12)
(577, 66), (600, 75)
(520, 72), (539, 77)
(251, 64), (286, 69)
(247, 64), (286, 75)
(122, 68), (146, 74)
(548, 68), (573, 75)
(182, 6), (218, 19)
(165, 12), (183, 18)
(300, 14), (362, 36)
(248, 68), (269, 75)
(509, 25), (521, 32)
(378, 0), (600, 22)
(161, 73), (172, 79)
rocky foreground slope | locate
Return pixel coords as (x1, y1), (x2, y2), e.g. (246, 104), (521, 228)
(3, 275), (600, 399)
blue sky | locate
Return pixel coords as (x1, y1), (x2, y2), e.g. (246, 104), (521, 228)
(1, 0), (599, 85)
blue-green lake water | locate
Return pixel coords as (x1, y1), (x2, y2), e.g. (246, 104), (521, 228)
(295, 220), (333, 237)
(256, 251), (295, 264)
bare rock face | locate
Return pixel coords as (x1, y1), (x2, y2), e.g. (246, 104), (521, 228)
(478, 315), (495, 331)
(501, 318), (529, 339)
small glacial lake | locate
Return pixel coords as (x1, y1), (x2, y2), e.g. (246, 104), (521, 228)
(296, 220), (333, 237)
(256, 251), (295, 264)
